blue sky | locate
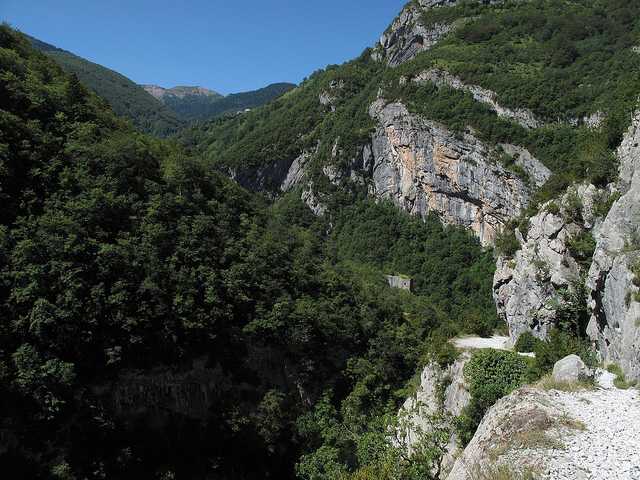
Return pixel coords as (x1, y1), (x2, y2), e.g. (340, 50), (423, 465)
(3, 0), (407, 95)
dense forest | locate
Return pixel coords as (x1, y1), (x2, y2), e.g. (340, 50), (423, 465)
(0, 23), (501, 479)
(2, 0), (640, 477)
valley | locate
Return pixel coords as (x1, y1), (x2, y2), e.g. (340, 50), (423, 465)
(1, 0), (640, 478)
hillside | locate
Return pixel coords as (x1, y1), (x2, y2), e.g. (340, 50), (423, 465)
(0, 23), (503, 479)
(175, 0), (640, 244)
(150, 82), (296, 122)
(4, 0), (640, 477)
(26, 35), (188, 137)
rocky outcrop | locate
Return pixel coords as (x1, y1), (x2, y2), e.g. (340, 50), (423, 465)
(106, 349), (306, 424)
(366, 101), (546, 245)
(415, 69), (543, 129)
(447, 371), (640, 479)
(141, 84), (221, 100)
(586, 109), (640, 382)
(400, 352), (472, 473)
(493, 193), (587, 341)
(494, 108), (640, 381)
(373, 0), (463, 66)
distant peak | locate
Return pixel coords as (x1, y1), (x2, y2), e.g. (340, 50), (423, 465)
(167, 86), (222, 98)
(140, 84), (166, 99)
(140, 84), (222, 99)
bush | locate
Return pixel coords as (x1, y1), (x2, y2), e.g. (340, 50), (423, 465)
(455, 349), (530, 445)
(494, 232), (521, 258)
(462, 310), (493, 337)
(530, 328), (595, 378)
(514, 331), (539, 353)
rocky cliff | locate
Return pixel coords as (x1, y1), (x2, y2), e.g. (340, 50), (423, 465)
(587, 110), (640, 381)
(364, 101), (548, 245)
(141, 84), (222, 100)
(373, 0), (463, 67)
(399, 353), (471, 474)
(493, 110), (640, 381)
(273, 98), (547, 246)
(447, 370), (640, 479)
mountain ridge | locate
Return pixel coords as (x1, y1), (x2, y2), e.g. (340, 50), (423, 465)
(140, 84), (223, 100)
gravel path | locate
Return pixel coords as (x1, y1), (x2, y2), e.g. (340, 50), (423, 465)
(453, 335), (510, 350)
(543, 370), (640, 480)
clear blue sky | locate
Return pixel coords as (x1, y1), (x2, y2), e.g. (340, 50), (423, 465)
(2, 0), (406, 95)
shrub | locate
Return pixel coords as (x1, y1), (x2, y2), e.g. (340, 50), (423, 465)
(462, 310), (493, 337)
(529, 328), (595, 379)
(514, 331), (539, 353)
(455, 349), (530, 445)
(494, 231), (521, 258)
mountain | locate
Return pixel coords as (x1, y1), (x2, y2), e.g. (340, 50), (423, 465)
(171, 0), (640, 474)
(0, 21), (499, 479)
(4, 0), (640, 477)
(26, 35), (188, 137)
(140, 84), (223, 100)
(176, 0), (640, 243)
(145, 82), (297, 122)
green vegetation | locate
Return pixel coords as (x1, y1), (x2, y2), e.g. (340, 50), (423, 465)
(514, 331), (539, 353)
(607, 363), (637, 389)
(162, 82), (296, 122)
(454, 349), (531, 445)
(382, 0), (640, 188)
(174, 49), (383, 173)
(4, 0), (640, 476)
(0, 25), (500, 478)
(27, 34), (188, 137)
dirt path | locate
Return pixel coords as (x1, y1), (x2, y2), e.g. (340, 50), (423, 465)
(453, 335), (510, 350)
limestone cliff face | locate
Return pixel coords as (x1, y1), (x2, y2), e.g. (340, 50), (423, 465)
(365, 101), (547, 245)
(492, 188), (591, 341)
(373, 0), (463, 67)
(493, 110), (640, 381)
(586, 110), (640, 381)
(105, 348), (306, 424)
(400, 353), (471, 473)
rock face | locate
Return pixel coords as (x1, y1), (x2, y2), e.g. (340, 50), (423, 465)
(106, 348), (306, 425)
(492, 194), (586, 341)
(586, 110), (640, 382)
(366, 101), (544, 245)
(552, 354), (593, 383)
(447, 371), (640, 479)
(494, 109), (640, 382)
(400, 352), (472, 472)
(415, 69), (543, 129)
(140, 84), (221, 100)
(373, 0), (514, 67)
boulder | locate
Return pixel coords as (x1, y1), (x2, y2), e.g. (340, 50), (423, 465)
(552, 354), (593, 383)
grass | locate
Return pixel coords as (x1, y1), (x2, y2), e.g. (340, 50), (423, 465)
(535, 374), (597, 392)
(471, 464), (541, 480)
(606, 363), (637, 389)
(488, 406), (581, 460)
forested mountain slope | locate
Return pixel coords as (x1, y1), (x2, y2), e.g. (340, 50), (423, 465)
(0, 23), (500, 479)
(4, 0), (640, 477)
(156, 82), (296, 122)
(26, 35), (188, 137)
(175, 0), (640, 244)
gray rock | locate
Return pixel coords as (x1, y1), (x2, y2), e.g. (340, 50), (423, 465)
(586, 109), (640, 382)
(365, 102), (533, 245)
(553, 354), (593, 383)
